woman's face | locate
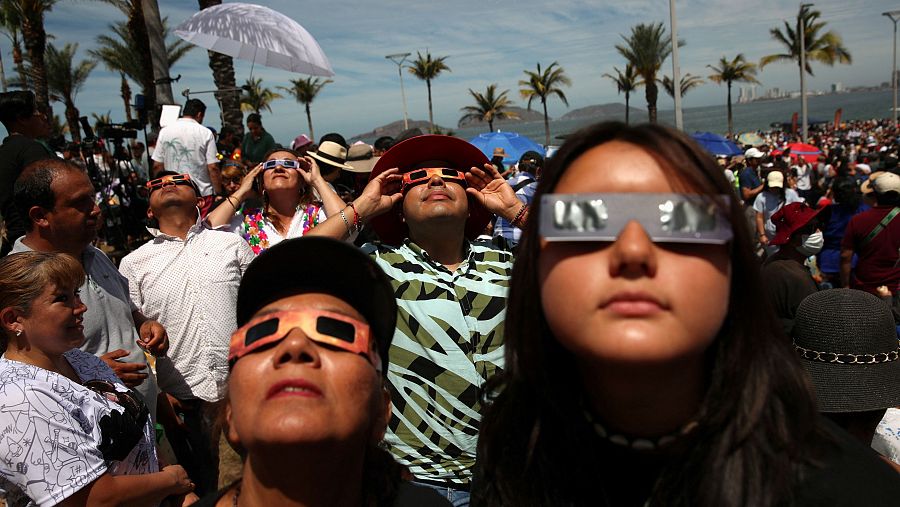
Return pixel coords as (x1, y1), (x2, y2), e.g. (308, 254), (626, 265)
(222, 169), (242, 196)
(538, 140), (731, 366)
(261, 151), (303, 193)
(227, 293), (388, 452)
(17, 282), (86, 355)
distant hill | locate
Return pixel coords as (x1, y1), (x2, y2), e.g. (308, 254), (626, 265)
(349, 119), (449, 143)
(457, 106), (545, 128)
(561, 103), (645, 121)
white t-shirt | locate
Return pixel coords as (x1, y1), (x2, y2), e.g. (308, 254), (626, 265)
(151, 117), (218, 196)
(794, 164), (812, 191)
(753, 188), (804, 240)
(0, 349), (158, 506)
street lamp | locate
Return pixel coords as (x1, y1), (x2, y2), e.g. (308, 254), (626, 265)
(884, 10), (900, 127)
(386, 53), (412, 130)
(669, 0), (683, 130)
(799, 3), (813, 143)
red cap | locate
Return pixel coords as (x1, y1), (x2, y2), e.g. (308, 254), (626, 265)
(367, 135), (491, 245)
(771, 202), (829, 246)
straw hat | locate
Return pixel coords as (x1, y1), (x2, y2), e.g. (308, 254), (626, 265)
(345, 143), (379, 173)
(308, 141), (354, 171)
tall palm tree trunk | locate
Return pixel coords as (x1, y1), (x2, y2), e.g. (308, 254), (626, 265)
(0, 51), (7, 92)
(65, 100), (81, 142)
(12, 44), (27, 89)
(20, 17), (50, 114)
(127, 1), (158, 130)
(488, 118), (494, 132)
(120, 74), (133, 122)
(426, 78), (434, 131)
(625, 91), (630, 125)
(143, 0), (174, 108)
(305, 103), (314, 141)
(199, 0), (242, 136)
(726, 81), (733, 136)
(646, 80), (658, 124)
(542, 98), (550, 146)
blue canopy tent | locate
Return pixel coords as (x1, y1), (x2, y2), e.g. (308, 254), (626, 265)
(690, 131), (743, 157)
(469, 131), (544, 165)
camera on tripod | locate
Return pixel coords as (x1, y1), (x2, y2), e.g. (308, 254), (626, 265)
(97, 121), (141, 141)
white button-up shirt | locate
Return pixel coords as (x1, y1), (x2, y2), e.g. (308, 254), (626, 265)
(119, 218), (255, 402)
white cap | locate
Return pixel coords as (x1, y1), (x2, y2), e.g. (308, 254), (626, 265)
(744, 147), (765, 159)
(766, 171), (784, 189)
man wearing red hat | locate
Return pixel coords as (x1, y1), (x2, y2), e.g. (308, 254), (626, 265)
(308, 135), (525, 503)
(760, 202), (828, 334)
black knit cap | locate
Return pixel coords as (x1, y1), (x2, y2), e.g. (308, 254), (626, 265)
(236, 237), (397, 372)
(792, 289), (900, 413)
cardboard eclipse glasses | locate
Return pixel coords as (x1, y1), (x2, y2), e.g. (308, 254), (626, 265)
(401, 167), (467, 193)
(540, 193), (734, 244)
(229, 309), (380, 371)
(146, 173), (194, 193)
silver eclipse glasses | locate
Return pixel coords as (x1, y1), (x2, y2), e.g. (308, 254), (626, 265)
(540, 193), (734, 244)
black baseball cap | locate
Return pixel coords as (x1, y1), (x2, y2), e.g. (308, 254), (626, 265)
(236, 237), (397, 370)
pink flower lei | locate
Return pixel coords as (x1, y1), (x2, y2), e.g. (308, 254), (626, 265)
(241, 204), (321, 255)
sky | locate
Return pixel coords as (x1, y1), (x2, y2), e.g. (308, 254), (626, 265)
(12, 0), (900, 143)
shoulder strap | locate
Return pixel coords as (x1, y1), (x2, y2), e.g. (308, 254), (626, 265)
(512, 177), (535, 193)
(861, 207), (900, 248)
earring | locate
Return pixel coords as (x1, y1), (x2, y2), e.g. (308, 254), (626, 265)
(15, 329), (22, 337)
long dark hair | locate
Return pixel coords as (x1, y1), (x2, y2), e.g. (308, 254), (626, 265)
(474, 122), (824, 506)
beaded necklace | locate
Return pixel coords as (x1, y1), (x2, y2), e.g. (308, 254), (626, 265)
(240, 203), (322, 255)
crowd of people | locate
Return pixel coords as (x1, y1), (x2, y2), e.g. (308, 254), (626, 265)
(0, 87), (898, 507)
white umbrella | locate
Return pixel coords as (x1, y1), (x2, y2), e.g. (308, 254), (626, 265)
(174, 2), (334, 77)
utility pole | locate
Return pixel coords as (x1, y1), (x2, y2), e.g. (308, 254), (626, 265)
(800, 3), (812, 143)
(669, 0), (683, 130)
(884, 11), (900, 127)
(386, 53), (412, 130)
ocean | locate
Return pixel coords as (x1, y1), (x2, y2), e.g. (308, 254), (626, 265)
(452, 88), (895, 145)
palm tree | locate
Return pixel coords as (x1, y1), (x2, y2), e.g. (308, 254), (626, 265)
(602, 64), (642, 125)
(707, 54), (759, 135)
(407, 51), (450, 132)
(90, 18), (192, 125)
(241, 77), (282, 115)
(616, 22), (676, 124)
(92, 111), (112, 132)
(7, 0), (58, 114)
(660, 73), (704, 99)
(0, 2), (28, 90)
(198, 0), (242, 135)
(519, 61), (571, 146)
(458, 84), (519, 132)
(759, 5), (851, 93)
(45, 43), (96, 142)
(279, 77), (331, 141)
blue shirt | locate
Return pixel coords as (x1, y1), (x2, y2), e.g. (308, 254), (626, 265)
(493, 171), (537, 247)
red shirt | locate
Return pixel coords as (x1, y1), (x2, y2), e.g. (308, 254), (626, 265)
(841, 205), (900, 293)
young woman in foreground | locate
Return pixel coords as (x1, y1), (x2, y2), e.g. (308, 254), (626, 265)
(473, 122), (900, 506)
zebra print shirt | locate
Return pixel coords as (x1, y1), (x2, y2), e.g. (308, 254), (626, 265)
(363, 239), (513, 485)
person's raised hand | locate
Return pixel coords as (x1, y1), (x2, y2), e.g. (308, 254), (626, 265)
(299, 156), (323, 186)
(162, 464), (194, 496)
(100, 349), (148, 388)
(353, 168), (403, 219)
(466, 163), (521, 219)
(235, 164), (263, 199)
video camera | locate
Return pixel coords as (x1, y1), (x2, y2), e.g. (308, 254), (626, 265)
(97, 121), (142, 141)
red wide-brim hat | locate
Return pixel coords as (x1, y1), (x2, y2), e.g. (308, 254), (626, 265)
(771, 202), (830, 246)
(367, 135), (492, 245)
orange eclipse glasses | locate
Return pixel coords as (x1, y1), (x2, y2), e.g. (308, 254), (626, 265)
(228, 309), (380, 371)
(401, 167), (467, 193)
(146, 173), (194, 193)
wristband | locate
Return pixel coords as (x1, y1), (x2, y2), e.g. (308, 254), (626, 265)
(348, 202), (361, 228)
(511, 203), (529, 228)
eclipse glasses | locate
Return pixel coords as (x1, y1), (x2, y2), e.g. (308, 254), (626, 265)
(262, 159), (302, 170)
(146, 173), (193, 193)
(540, 193), (733, 244)
(229, 309), (380, 371)
(401, 168), (467, 193)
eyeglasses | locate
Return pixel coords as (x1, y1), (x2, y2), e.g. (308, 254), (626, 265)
(146, 173), (193, 193)
(229, 309), (380, 371)
(539, 193), (734, 245)
(262, 159), (300, 170)
(401, 168), (467, 193)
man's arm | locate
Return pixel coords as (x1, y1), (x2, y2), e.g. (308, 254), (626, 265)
(741, 182), (763, 202)
(131, 309), (169, 356)
(151, 160), (164, 178)
(839, 247), (854, 288)
(305, 168), (402, 241)
(207, 163), (222, 195)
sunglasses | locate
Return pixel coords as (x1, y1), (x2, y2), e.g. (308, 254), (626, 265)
(229, 309), (380, 371)
(540, 193), (734, 245)
(146, 173), (194, 193)
(262, 159), (301, 170)
(84, 379), (148, 423)
(401, 168), (467, 193)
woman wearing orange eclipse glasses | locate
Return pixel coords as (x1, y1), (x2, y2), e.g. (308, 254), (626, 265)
(195, 237), (450, 507)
